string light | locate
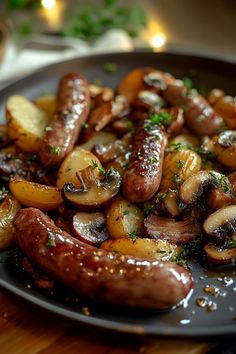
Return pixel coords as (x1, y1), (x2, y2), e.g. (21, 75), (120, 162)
(151, 33), (166, 49)
(41, 0), (56, 9)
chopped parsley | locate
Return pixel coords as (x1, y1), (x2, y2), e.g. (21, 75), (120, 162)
(177, 160), (185, 170)
(125, 118), (135, 134)
(174, 253), (188, 267)
(45, 232), (56, 248)
(28, 154), (37, 162)
(209, 172), (233, 195)
(182, 77), (194, 90)
(150, 112), (173, 126)
(1, 186), (8, 194)
(172, 173), (182, 186)
(168, 142), (185, 152)
(143, 202), (155, 216)
(103, 62), (117, 74)
(123, 210), (130, 216)
(83, 122), (89, 129)
(1, 176), (9, 182)
(128, 230), (139, 240)
(150, 156), (159, 164)
(50, 146), (61, 156)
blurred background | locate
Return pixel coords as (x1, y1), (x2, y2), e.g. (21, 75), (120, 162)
(0, 0), (236, 84)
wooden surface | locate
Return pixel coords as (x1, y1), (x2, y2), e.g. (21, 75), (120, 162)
(0, 287), (216, 354)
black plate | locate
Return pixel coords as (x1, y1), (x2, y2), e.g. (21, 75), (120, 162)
(0, 51), (236, 338)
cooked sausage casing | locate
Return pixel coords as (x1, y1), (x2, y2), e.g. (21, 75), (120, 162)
(39, 73), (90, 166)
(14, 208), (193, 310)
(122, 121), (167, 203)
(163, 80), (223, 136)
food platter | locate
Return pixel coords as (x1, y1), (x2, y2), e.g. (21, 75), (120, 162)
(0, 50), (236, 337)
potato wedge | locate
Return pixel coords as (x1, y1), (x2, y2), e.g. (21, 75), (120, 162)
(34, 94), (56, 121)
(117, 68), (145, 103)
(106, 197), (143, 239)
(6, 95), (49, 152)
(101, 238), (181, 262)
(0, 194), (21, 249)
(57, 147), (102, 189)
(9, 178), (63, 211)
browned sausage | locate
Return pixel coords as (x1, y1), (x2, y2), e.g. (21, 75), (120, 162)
(122, 121), (167, 203)
(14, 208), (193, 310)
(39, 73), (90, 166)
(163, 80), (223, 136)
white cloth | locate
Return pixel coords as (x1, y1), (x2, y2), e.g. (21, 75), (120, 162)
(0, 29), (133, 85)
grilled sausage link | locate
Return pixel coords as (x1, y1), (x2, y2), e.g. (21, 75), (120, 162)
(122, 121), (167, 203)
(163, 80), (223, 136)
(14, 208), (193, 309)
(39, 73), (90, 166)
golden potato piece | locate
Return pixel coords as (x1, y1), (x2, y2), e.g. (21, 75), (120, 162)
(6, 95), (49, 152)
(101, 238), (181, 262)
(34, 94), (56, 121)
(57, 147), (102, 189)
(0, 194), (21, 250)
(106, 197), (143, 239)
(9, 178), (63, 211)
(160, 149), (201, 192)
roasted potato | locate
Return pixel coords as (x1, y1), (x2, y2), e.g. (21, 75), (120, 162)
(34, 94), (56, 121)
(57, 147), (102, 189)
(6, 95), (49, 152)
(101, 238), (181, 262)
(105, 197), (143, 239)
(0, 194), (21, 249)
(160, 149), (201, 192)
(9, 178), (63, 211)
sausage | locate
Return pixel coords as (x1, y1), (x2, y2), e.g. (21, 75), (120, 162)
(122, 121), (167, 203)
(14, 208), (193, 310)
(39, 73), (90, 166)
(162, 80), (223, 136)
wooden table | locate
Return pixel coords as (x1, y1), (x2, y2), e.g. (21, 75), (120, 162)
(0, 287), (217, 354)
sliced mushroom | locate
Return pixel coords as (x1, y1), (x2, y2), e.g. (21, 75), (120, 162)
(155, 190), (183, 217)
(143, 213), (199, 245)
(63, 165), (121, 208)
(72, 212), (108, 245)
(132, 90), (167, 111)
(179, 171), (232, 205)
(204, 243), (236, 265)
(203, 205), (236, 237)
(92, 133), (132, 164)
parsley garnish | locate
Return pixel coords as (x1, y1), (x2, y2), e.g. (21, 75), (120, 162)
(1, 186), (8, 194)
(1, 176), (9, 182)
(45, 232), (56, 248)
(172, 173), (182, 186)
(103, 62), (117, 74)
(177, 160), (185, 170)
(143, 202), (155, 216)
(209, 172), (232, 195)
(168, 142), (185, 152)
(83, 123), (89, 129)
(50, 146), (61, 156)
(150, 156), (159, 164)
(128, 230), (139, 240)
(182, 77), (194, 90)
(150, 112), (173, 126)
(123, 210), (130, 216)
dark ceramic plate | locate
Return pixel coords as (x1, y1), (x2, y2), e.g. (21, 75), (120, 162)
(0, 51), (236, 338)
